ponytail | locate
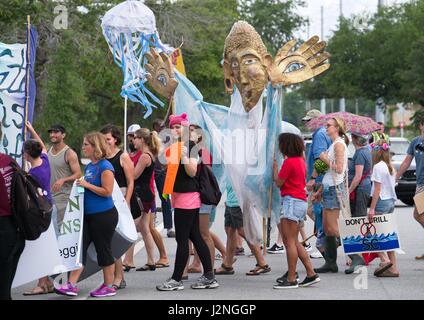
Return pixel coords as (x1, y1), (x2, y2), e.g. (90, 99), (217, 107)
(343, 134), (350, 146)
(333, 117), (349, 146)
(135, 128), (162, 156)
(150, 131), (162, 156)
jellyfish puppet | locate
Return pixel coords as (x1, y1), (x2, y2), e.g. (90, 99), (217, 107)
(101, 0), (172, 118)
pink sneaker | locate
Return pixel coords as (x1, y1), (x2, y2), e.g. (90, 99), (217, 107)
(90, 284), (116, 298)
(54, 282), (78, 297)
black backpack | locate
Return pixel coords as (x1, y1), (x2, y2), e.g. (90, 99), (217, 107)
(197, 163), (222, 206)
(10, 160), (53, 240)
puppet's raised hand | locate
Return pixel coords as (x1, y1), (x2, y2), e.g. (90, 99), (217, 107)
(145, 47), (178, 99)
(268, 36), (330, 87)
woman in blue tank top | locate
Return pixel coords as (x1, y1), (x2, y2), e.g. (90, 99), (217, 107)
(55, 132), (118, 298)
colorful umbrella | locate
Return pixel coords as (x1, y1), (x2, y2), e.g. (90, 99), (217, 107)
(306, 112), (380, 135)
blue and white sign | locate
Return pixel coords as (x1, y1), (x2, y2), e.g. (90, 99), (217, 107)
(339, 214), (401, 254)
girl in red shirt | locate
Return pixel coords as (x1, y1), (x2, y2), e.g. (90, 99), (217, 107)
(273, 133), (320, 289)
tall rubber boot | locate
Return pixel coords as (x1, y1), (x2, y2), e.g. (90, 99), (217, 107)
(314, 236), (338, 273)
(344, 254), (366, 274)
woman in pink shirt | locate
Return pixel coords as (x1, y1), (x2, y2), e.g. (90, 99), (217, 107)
(156, 113), (218, 291)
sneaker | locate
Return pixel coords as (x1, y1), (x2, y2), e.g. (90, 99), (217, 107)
(303, 242), (313, 252)
(235, 247), (245, 256)
(156, 278), (184, 291)
(276, 271), (300, 284)
(167, 229), (176, 238)
(267, 243), (285, 254)
(215, 253), (223, 260)
(299, 274), (321, 287)
(310, 250), (323, 259)
(273, 278), (298, 289)
(191, 275), (219, 289)
(54, 282), (78, 297)
(90, 284), (116, 297)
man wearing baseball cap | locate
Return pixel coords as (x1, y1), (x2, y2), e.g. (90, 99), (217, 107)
(47, 123), (81, 236)
(48, 124), (66, 134)
(302, 109), (322, 122)
(127, 124), (141, 136)
(303, 110), (332, 261)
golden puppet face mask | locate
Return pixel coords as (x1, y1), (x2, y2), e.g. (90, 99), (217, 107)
(223, 21), (272, 112)
(223, 22), (330, 112)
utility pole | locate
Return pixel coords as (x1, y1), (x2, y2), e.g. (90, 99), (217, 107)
(320, 5), (326, 114)
(338, 0), (345, 112)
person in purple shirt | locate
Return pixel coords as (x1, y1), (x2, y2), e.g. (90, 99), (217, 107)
(22, 122), (56, 295)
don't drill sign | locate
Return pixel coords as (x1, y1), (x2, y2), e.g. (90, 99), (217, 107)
(339, 214), (401, 255)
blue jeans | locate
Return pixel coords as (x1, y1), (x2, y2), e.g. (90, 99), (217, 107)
(154, 169), (173, 229)
(313, 203), (325, 249)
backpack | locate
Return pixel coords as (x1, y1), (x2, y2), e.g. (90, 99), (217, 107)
(10, 160), (53, 240)
(197, 163), (222, 206)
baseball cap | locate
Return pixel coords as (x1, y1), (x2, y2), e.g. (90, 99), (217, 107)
(302, 109), (322, 122)
(127, 124), (141, 135)
(48, 124), (66, 133)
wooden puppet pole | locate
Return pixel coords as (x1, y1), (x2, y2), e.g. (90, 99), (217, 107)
(124, 96), (128, 151)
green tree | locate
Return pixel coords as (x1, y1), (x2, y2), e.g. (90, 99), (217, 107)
(239, 0), (308, 55)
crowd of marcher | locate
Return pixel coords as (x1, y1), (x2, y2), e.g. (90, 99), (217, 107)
(1, 109), (423, 299)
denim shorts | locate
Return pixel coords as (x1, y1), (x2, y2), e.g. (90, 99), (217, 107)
(280, 196), (307, 223)
(323, 183), (345, 210)
(199, 204), (213, 215)
(375, 198), (395, 214)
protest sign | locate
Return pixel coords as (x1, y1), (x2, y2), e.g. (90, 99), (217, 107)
(78, 181), (137, 281)
(339, 214), (401, 255)
(12, 222), (61, 288)
(57, 183), (84, 272)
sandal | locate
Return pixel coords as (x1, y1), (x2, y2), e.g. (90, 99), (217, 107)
(155, 262), (170, 268)
(377, 269), (399, 277)
(123, 264), (136, 272)
(415, 254), (424, 260)
(136, 264), (156, 271)
(112, 279), (127, 290)
(374, 262), (393, 276)
(214, 263), (235, 275)
(246, 264), (271, 276)
(23, 284), (54, 296)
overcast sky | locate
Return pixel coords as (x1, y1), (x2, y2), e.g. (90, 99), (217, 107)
(295, 0), (409, 40)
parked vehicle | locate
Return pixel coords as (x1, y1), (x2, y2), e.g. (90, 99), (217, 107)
(391, 137), (416, 206)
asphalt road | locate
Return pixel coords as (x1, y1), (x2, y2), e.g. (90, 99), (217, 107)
(12, 201), (424, 300)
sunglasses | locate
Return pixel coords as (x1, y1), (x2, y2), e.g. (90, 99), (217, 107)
(416, 142), (424, 152)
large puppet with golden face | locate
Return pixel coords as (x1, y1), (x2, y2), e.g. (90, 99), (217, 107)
(223, 21), (330, 112)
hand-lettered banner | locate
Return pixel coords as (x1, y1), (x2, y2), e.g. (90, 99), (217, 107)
(339, 214), (401, 255)
(0, 26), (37, 165)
